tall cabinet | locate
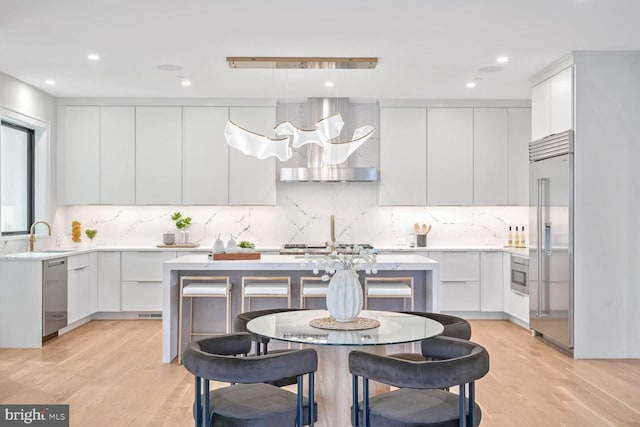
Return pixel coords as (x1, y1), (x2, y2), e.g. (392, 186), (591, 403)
(530, 52), (640, 358)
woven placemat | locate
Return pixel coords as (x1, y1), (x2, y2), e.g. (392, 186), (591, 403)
(309, 316), (380, 331)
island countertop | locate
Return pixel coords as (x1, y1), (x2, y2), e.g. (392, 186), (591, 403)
(161, 253), (441, 363)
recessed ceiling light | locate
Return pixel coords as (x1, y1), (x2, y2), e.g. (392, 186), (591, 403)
(324, 81), (334, 87)
(157, 64), (183, 71)
(45, 80), (56, 85)
(496, 56), (509, 63)
(181, 80), (192, 87)
(466, 82), (477, 88)
(87, 53), (100, 61)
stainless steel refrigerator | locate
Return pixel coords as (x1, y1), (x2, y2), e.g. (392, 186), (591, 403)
(529, 130), (574, 351)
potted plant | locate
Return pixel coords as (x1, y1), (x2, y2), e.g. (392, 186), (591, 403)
(171, 212), (192, 244)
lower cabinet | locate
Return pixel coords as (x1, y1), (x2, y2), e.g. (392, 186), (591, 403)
(67, 253), (98, 323)
(120, 251), (176, 311)
(98, 251), (121, 311)
(428, 252), (481, 312)
(508, 290), (530, 323)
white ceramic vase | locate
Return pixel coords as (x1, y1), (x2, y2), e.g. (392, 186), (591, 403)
(326, 269), (363, 322)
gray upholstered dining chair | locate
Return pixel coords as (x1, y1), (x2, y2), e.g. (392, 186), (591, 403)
(182, 333), (318, 427)
(389, 311), (472, 362)
(349, 336), (489, 427)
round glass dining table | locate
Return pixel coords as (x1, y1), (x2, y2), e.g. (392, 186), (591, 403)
(247, 310), (444, 427)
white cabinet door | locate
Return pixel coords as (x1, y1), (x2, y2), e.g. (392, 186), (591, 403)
(440, 282), (481, 311)
(60, 106), (100, 205)
(531, 80), (551, 141)
(100, 106), (135, 204)
(379, 107), (427, 205)
(121, 251), (176, 312)
(507, 108), (531, 205)
(550, 66), (573, 134)
(473, 108), (508, 205)
(135, 107), (182, 204)
(182, 107), (229, 204)
(480, 252), (503, 312)
(88, 252), (98, 315)
(98, 251), (121, 311)
(429, 251), (480, 311)
(427, 108), (473, 205)
(228, 107), (276, 205)
(67, 268), (82, 324)
(510, 290), (530, 324)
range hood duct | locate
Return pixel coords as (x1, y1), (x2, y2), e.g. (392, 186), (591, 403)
(279, 98), (378, 182)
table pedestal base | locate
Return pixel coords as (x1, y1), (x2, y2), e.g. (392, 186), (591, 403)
(309, 345), (389, 427)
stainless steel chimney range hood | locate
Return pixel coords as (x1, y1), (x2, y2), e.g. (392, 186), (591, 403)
(278, 97), (378, 182)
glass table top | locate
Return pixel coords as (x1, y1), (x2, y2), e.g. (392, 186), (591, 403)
(246, 310), (444, 346)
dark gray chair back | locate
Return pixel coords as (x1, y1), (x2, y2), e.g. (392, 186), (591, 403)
(183, 333), (318, 427)
(401, 311), (472, 340)
(349, 336), (489, 427)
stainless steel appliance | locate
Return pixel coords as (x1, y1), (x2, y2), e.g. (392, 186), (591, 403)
(280, 243), (374, 255)
(529, 130), (574, 351)
(43, 257), (68, 338)
(510, 255), (528, 295)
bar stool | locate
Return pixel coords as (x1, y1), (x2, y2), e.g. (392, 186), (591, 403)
(364, 277), (414, 311)
(241, 276), (291, 312)
(300, 277), (329, 308)
(178, 276), (231, 364)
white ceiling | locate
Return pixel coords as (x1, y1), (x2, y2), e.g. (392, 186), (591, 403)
(1, 0), (639, 100)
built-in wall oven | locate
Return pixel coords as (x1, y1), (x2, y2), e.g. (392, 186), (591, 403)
(510, 255), (528, 295)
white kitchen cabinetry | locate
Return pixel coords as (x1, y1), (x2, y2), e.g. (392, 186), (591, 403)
(379, 107), (427, 205)
(182, 107), (229, 204)
(427, 108), (473, 205)
(67, 253), (97, 323)
(480, 252), (503, 311)
(428, 251), (480, 311)
(98, 251), (121, 311)
(121, 251), (176, 311)
(507, 108), (531, 205)
(228, 107), (276, 205)
(473, 108), (508, 205)
(60, 106), (100, 205)
(135, 107), (182, 204)
(100, 106), (135, 204)
(531, 66), (573, 140)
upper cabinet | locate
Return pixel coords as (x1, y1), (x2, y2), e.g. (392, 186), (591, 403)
(60, 106), (100, 205)
(473, 108), (508, 205)
(427, 108), (473, 205)
(135, 107), (182, 205)
(228, 106), (276, 205)
(379, 108), (427, 205)
(531, 66), (573, 141)
(182, 107), (229, 205)
(507, 108), (531, 205)
(100, 106), (135, 204)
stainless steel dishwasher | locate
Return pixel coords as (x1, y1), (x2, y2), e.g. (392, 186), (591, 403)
(43, 257), (68, 339)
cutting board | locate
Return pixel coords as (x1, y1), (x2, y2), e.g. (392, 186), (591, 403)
(210, 253), (261, 260)
(156, 243), (200, 248)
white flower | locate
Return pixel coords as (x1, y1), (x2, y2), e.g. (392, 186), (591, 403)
(306, 242), (378, 278)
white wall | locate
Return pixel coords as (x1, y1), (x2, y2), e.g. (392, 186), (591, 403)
(0, 72), (58, 251)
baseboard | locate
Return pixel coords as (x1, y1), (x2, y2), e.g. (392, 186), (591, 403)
(92, 312), (162, 320)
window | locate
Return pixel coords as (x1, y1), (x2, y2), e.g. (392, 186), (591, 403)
(1, 121), (34, 235)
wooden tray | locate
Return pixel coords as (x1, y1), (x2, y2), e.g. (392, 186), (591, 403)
(156, 243), (200, 248)
(211, 252), (261, 260)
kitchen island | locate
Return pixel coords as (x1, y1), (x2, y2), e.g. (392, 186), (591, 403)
(161, 253), (440, 362)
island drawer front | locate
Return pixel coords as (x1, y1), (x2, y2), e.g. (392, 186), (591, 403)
(121, 251), (176, 282)
(440, 281), (481, 311)
(427, 252), (480, 282)
(121, 281), (163, 311)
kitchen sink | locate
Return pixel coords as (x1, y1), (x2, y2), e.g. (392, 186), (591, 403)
(38, 249), (74, 253)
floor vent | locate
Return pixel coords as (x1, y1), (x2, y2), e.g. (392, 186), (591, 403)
(137, 313), (162, 319)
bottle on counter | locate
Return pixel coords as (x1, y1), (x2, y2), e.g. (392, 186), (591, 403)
(520, 226), (526, 248)
(507, 226), (513, 247)
(514, 226), (520, 248)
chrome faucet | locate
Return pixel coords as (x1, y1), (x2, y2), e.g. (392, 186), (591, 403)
(29, 220), (52, 252)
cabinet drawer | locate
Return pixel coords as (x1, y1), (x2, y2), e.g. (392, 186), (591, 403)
(440, 281), (480, 311)
(121, 281), (163, 311)
(68, 253), (90, 270)
(121, 251), (176, 282)
(428, 252), (480, 281)
(509, 290), (529, 323)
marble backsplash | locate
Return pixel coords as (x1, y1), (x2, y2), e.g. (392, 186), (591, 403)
(47, 182), (528, 251)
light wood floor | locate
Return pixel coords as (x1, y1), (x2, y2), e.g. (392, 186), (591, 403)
(1, 320), (639, 426)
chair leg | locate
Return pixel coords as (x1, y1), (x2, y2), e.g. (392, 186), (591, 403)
(458, 383), (466, 427)
(309, 372), (314, 427)
(352, 374), (359, 427)
(203, 379), (211, 427)
(469, 381), (475, 426)
(297, 375), (303, 427)
(363, 378), (369, 427)
(194, 377), (202, 427)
